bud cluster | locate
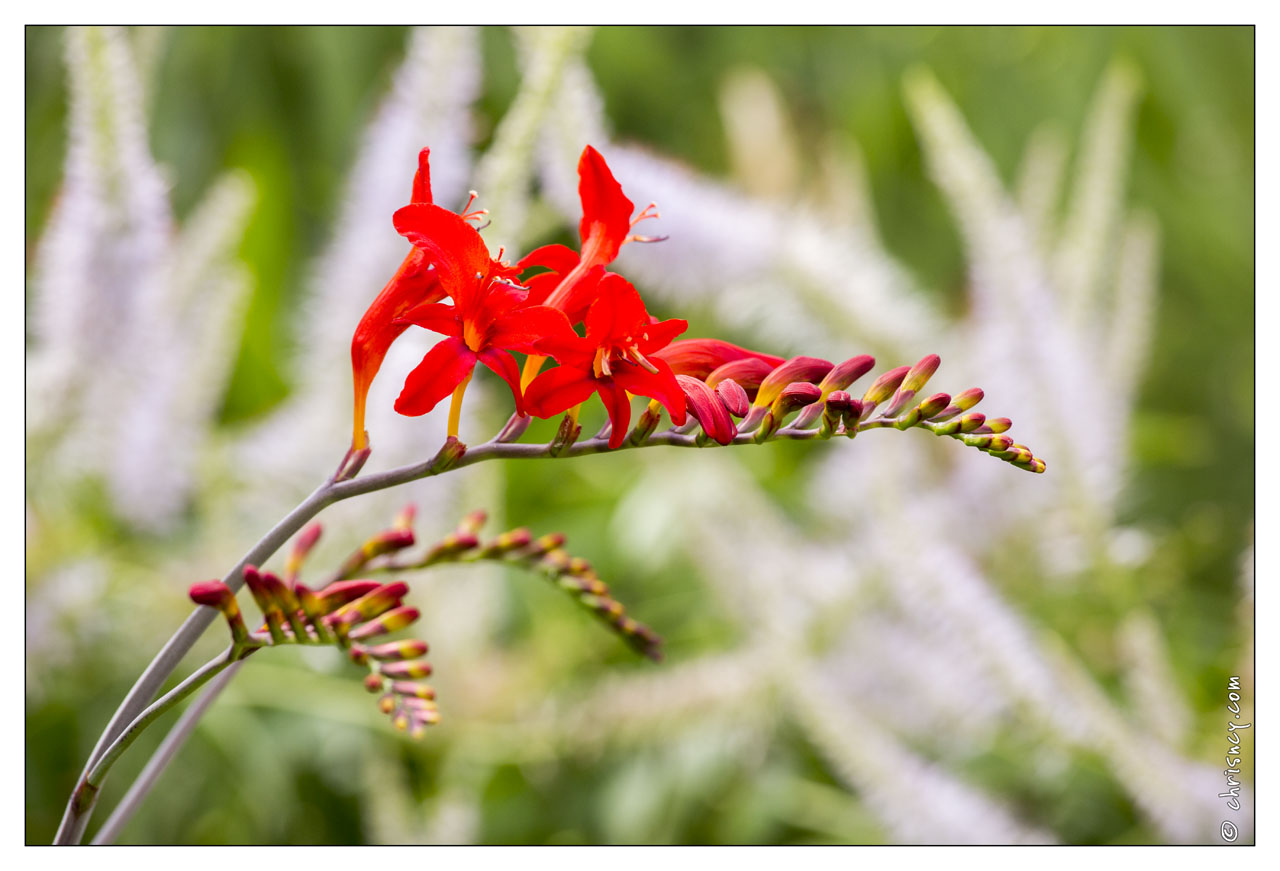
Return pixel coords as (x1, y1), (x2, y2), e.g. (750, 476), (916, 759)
(644, 349), (1045, 474)
(189, 512), (438, 738)
(368, 510), (664, 662)
(188, 503), (667, 741)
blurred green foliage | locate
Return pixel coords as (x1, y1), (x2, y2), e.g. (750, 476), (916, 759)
(26, 26), (1252, 844)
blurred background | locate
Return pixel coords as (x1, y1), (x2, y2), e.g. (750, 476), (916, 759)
(25, 25), (1254, 844)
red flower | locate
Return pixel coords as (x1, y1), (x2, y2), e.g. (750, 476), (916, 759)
(517, 146), (659, 390)
(391, 205), (576, 435)
(349, 149), (444, 450)
(524, 273), (688, 448)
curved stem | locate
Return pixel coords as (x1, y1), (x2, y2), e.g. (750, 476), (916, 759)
(92, 661), (246, 845)
(56, 420), (846, 844)
(54, 481), (336, 844)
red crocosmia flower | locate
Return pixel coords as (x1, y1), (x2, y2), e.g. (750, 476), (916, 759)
(392, 266), (576, 434)
(517, 146), (656, 323)
(350, 148), (444, 450)
(517, 146), (661, 390)
(651, 339), (785, 382)
(525, 273), (688, 449)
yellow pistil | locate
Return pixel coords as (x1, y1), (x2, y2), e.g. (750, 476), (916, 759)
(446, 370), (474, 438)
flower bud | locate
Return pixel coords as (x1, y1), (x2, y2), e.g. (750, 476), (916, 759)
(292, 582), (335, 643)
(189, 580), (250, 646)
(379, 659), (434, 679)
(328, 581), (409, 626)
(312, 580), (382, 613)
(363, 674), (385, 693)
(715, 379), (750, 418)
(958, 412), (986, 433)
(901, 354), (941, 394)
(770, 382), (823, 422)
(349, 605), (421, 641)
(753, 356), (834, 410)
(676, 374), (736, 445)
(391, 681), (436, 700)
(261, 570), (310, 642)
(284, 523), (323, 583)
(365, 639), (429, 661)
(860, 365), (910, 413)
(984, 417), (1012, 433)
(915, 393), (951, 420)
(243, 565), (287, 645)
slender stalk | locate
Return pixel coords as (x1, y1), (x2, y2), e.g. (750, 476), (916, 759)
(92, 662), (246, 845)
(62, 652), (232, 845)
(54, 480), (336, 844)
(56, 420), (865, 844)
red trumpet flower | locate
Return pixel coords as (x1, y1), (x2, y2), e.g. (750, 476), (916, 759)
(391, 203), (576, 435)
(525, 273), (688, 448)
(518, 146), (660, 389)
(349, 149), (447, 450)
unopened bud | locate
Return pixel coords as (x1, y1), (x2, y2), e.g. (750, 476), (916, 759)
(754, 356), (835, 409)
(958, 412), (986, 433)
(363, 674), (385, 693)
(715, 379), (750, 418)
(328, 582), (409, 626)
(861, 366), (910, 412)
(393, 504), (417, 531)
(391, 681), (436, 700)
(348, 605), (421, 641)
(284, 523), (323, 582)
(189, 580), (249, 646)
(901, 354), (941, 394)
(243, 565), (287, 645)
(379, 659), (434, 679)
(365, 639), (429, 661)
(915, 393), (951, 420)
(770, 382), (823, 424)
(984, 417), (1012, 433)
(292, 582), (334, 642)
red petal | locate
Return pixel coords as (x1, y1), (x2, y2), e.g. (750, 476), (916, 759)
(578, 145), (634, 267)
(392, 204), (492, 304)
(410, 148), (433, 205)
(350, 248), (446, 447)
(516, 243), (580, 276)
(676, 374), (736, 445)
(637, 318), (688, 354)
(596, 381), (633, 449)
(394, 337), (477, 417)
(478, 348), (525, 416)
(584, 273), (649, 345)
(652, 339), (787, 380)
(396, 302), (461, 337)
(611, 359), (688, 426)
(524, 365), (599, 419)
(487, 305), (578, 355)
